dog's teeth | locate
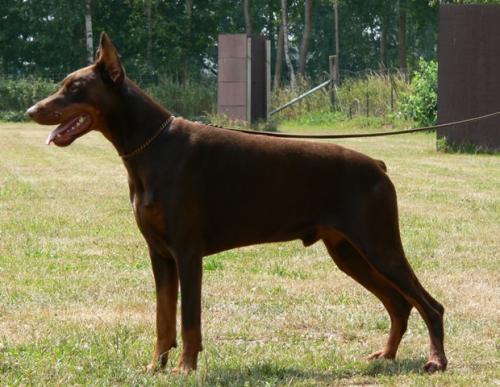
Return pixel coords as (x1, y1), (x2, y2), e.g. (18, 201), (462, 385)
(75, 117), (85, 127)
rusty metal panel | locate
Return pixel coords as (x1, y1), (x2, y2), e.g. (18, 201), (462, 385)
(438, 5), (500, 151)
(218, 34), (248, 121)
(218, 34), (248, 58)
(266, 40), (271, 120)
(218, 58), (247, 82)
(217, 34), (269, 123)
(218, 106), (247, 121)
(250, 35), (267, 122)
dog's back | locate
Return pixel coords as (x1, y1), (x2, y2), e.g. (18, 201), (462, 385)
(153, 118), (391, 254)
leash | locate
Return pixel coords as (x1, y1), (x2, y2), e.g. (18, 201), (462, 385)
(209, 110), (500, 139)
(120, 110), (500, 159)
(120, 115), (175, 159)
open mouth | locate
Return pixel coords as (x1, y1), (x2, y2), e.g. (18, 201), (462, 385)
(46, 113), (93, 147)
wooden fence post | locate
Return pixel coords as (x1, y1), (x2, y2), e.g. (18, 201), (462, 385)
(390, 82), (394, 112)
(366, 92), (369, 117)
(329, 55), (337, 110)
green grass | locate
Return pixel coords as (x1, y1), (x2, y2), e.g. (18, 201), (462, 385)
(1, 122), (499, 385)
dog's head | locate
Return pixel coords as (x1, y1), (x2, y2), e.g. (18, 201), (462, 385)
(27, 32), (125, 146)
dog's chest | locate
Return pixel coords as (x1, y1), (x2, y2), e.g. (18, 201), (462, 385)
(131, 188), (168, 239)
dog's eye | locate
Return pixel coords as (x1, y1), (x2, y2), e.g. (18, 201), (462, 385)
(68, 82), (82, 93)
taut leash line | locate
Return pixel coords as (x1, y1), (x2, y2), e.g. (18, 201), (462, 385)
(210, 110), (500, 139)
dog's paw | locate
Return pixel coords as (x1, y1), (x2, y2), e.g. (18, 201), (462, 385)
(367, 349), (396, 361)
(171, 364), (195, 374)
(145, 363), (158, 373)
(423, 356), (447, 373)
(145, 352), (168, 373)
(172, 357), (197, 374)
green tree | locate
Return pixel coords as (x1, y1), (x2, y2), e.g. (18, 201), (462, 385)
(400, 58), (438, 126)
(0, 0), (444, 85)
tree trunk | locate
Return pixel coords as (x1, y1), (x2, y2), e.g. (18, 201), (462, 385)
(84, 0), (93, 64)
(399, 0), (407, 79)
(380, 16), (386, 70)
(146, 0), (152, 69)
(181, 0), (193, 84)
(334, 0), (339, 83)
(298, 0), (312, 77)
(274, 25), (284, 89)
(281, 0), (296, 89)
(244, 0), (252, 35)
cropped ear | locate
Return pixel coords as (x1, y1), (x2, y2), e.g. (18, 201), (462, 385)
(95, 32), (125, 84)
(94, 47), (101, 62)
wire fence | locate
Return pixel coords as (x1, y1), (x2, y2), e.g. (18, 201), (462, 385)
(0, 67), (409, 122)
(336, 68), (409, 118)
(271, 67), (410, 121)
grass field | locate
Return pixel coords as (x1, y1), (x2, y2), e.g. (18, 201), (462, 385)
(1, 122), (499, 385)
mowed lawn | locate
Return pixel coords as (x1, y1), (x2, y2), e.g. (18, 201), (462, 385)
(0, 122), (499, 385)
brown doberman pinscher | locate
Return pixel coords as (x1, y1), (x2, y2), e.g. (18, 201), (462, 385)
(27, 32), (447, 374)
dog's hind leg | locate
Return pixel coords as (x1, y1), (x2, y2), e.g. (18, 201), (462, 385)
(323, 234), (412, 360)
(362, 246), (447, 372)
(147, 250), (179, 372)
(352, 177), (447, 372)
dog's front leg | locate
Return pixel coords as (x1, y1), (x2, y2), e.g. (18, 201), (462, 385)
(146, 250), (179, 373)
(172, 251), (203, 373)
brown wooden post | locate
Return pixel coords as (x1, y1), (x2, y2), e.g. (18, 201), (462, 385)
(348, 83), (352, 118)
(366, 92), (369, 117)
(390, 82), (394, 112)
(329, 55), (337, 109)
(334, 0), (340, 78)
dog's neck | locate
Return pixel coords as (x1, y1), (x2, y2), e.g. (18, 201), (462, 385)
(102, 78), (172, 159)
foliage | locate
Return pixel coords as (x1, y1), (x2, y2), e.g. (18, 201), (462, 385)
(0, 77), (57, 121)
(271, 72), (410, 122)
(399, 58), (438, 126)
(0, 1), (440, 84)
(337, 71), (409, 117)
(0, 0), (443, 123)
(272, 77), (332, 121)
(0, 74), (215, 122)
(144, 76), (216, 119)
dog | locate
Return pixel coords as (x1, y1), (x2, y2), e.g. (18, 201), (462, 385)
(26, 32), (447, 374)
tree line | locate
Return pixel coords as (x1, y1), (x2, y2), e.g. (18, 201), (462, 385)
(0, 0), (495, 87)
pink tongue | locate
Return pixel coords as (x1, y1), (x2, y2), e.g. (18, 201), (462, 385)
(46, 116), (79, 145)
(45, 115), (89, 145)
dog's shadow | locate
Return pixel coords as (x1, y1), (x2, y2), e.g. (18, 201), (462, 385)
(199, 358), (427, 384)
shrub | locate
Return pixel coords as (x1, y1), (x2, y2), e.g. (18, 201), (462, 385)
(0, 75), (216, 122)
(271, 72), (409, 122)
(337, 72), (408, 118)
(399, 58), (438, 126)
(272, 77), (332, 121)
(145, 76), (216, 119)
(0, 77), (58, 121)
